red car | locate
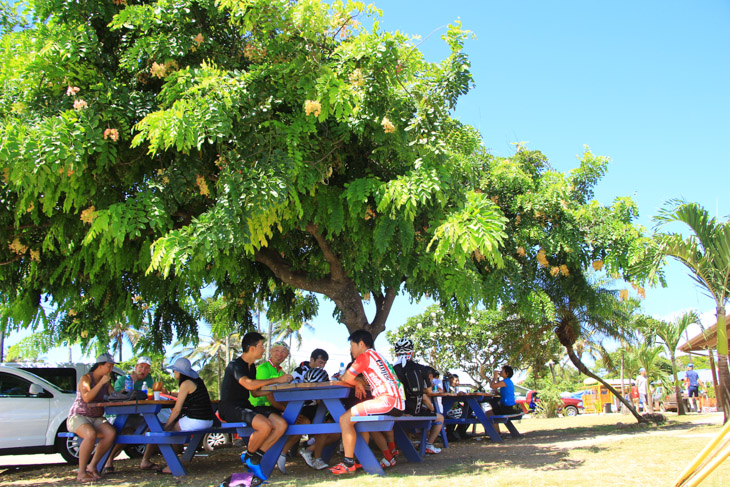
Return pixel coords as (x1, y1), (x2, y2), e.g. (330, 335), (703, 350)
(515, 390), (584, 416)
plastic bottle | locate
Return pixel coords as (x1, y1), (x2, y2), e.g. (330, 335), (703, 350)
(140, 381), (148, 399)
(124, 374), (133, 392)
(339, 362), (346, 377)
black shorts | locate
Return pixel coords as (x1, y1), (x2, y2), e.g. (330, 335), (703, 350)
(253, 405), (281, 418)
(688, 386), (699, 397)
(219, 404), (258, 425)
(491, 403), (520, 416)
(300, 405), (318, 422)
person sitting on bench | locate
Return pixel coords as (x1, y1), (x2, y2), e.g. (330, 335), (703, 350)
(329, 329), (405, 475)
(486, 365), (520, 434)
(141, 358), (214, 474)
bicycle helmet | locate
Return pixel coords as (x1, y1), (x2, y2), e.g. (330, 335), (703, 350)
(303, 367), (329, 383)
(394, 337), (414, 355)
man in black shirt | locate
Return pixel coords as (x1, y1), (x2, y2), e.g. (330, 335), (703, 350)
(291, 348), (329, 383)
(219, 332), (292, 481)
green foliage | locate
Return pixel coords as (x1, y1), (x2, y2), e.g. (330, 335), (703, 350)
(533, 380), (563, 418)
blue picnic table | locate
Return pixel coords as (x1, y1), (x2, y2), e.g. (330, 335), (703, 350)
(260, 381), (433, 477)
(90, 400), (250, 476)
(430, 392), (520, 446)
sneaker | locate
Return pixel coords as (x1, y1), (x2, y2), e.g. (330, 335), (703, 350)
(391, 448), (400, 458)
(329, 462), (361, 475)
(299, 447), (314, 468)
(244, 457), (268, 482)
(380, 457), (396, 468)
(276, 454), (286, 474)
(425, 443), (441, 454)
(312, 457), (329, 470)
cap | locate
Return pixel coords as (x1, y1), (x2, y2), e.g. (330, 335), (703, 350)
(136, 356), (152, 366)
(687, 363), (694, 367)
(271, 341), (289, 351)
(639, 367), (645, 372)
(167, 357), (199, 379)
(96, 352), (115, 364)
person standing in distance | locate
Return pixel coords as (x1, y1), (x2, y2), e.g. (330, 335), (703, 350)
(683, 363), (703, 413)
(636, 368), (649, 412)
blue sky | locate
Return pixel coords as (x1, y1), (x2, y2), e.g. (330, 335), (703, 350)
(6, 1), (729, 374)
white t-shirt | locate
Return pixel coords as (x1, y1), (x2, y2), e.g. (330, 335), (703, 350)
(636, 374), (648, 395)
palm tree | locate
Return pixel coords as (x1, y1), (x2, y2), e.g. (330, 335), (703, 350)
(178, 333), (240, 396)
(651, 311), (701, 415)
(108, 320), (143, 363)
(648, 200), (730, 421)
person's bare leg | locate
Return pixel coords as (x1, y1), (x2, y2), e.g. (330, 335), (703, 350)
(428, 413), (444, 444)
(338, 410), (357, 457)
(75, 424), (98, 482)
(371, 431), (388, 452)
(313, 433), (340, 458)
(88, 422), (116, 477)
(261, 414), (288, 452)
(140, 443), (159, 469)
(247, 415), (273, 453)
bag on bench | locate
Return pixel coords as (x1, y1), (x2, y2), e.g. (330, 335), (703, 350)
(219, 472), (261, 487)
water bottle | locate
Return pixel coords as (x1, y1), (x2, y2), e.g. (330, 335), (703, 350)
(339, 362), (346, 377)
(141, 381), (148, 399)
(124, 374), (133, 392)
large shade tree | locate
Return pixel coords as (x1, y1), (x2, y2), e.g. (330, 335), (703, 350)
(0, 0), (509, 346)
(645, 201), (730, 422)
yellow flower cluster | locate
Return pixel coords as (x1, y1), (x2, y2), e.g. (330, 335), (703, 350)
(516, 247), (526, 257)
(381, 116), (396, 133)
(536, 248), (549, 267)
(592, 260), (604, 271)
(73, 99), (88, 110)
(349, 69), (365, 87)
(8, 238), (27, 255)
(550, 266), (560, 277)
(305, 100), (322, 117)
(30, 249), (40, 262)
(619, 289), (629, 301)
(196, 175), (210, 196)
(103, 128), (119, 141)
(194, 33), (204, 46)
(559, 264), (569, 276)
(80, 206), (96, 224)
(243, 44), (267, 62)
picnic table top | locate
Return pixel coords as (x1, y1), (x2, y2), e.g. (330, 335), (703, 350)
(261, 380), (354, 391)
(89, 399), (176, 408)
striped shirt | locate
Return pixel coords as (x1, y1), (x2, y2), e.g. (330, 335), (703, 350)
(349, 349), (405, 409)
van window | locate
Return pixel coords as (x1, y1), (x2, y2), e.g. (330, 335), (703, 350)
(20, 367), (77, 393)
(0, 372), (34, 397)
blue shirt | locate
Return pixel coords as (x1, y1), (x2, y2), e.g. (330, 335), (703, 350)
(500, 377), (516, 406)
(685, 370), (700, 387)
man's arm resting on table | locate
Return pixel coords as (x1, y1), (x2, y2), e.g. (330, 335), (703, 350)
(239, 373), (292, 391)
(341, 371), (367, 399)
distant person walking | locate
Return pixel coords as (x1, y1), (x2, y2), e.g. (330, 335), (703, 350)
(683, 363), (703, 412)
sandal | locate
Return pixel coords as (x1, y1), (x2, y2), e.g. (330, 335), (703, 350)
(156, 467), (172, 475)
(140, 463), (159, 471)
(101, 466), (115, 475)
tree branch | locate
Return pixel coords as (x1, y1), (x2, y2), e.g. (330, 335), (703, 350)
(305, 223), (346, 281)
(370, 286), (398, 336)
(254, 247), (330, 294)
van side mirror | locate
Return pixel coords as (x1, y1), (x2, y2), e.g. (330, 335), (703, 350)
(29, 383), (45, 395)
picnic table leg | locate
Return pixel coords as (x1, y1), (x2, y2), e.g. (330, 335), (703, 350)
(439, 398), (454, 448)
(468, 398), (503, 443)
(503, 418), (522, 438)
(322, 398), (385, 476)
(180, 432), (205, 463)
(392, 422), (423, 463)
(95, 414), (130, 474)
(143, 412), (188, 476)
(259, 400), (305, 478)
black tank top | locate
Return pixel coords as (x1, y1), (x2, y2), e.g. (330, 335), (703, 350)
(181, 377), (214, 420)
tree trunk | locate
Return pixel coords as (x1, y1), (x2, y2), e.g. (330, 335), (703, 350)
(620, 349), (626, 412)
(671, 352), (685, 415)
(0, 328), (4, 362)
(565, 346), (646, 423)
(715, 305), (730, 422)
(217, 354), (222, 400)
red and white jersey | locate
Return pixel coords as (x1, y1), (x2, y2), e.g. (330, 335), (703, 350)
(349, 349), (405, 408)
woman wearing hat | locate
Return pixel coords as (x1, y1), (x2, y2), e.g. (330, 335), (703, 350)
(67, 353), (117, 482)
(140, 357), (214, 474)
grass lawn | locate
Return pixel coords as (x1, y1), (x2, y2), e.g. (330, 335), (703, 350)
(1, 412), (727, 486)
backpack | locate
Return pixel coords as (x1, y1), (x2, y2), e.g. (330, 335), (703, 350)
(394, 361), (426, 397)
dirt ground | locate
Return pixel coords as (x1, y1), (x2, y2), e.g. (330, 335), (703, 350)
(1, 413), (728, 487)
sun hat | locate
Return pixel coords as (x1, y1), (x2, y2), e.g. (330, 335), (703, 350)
(167, 357), (199, 379)
(137, 356), (152, 366)
(96, 352), (115, 364)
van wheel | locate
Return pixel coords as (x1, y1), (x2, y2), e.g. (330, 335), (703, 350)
(124, 445), (146, 458)
(56, 424), (86, 464)
(204, 432), (232, 451)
